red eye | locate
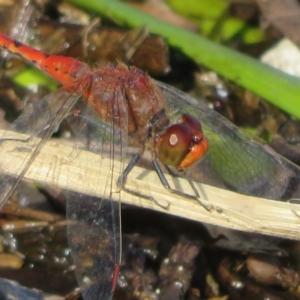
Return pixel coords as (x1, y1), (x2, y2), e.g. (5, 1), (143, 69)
(156, 123), (194, 166)
(179, 113), (202, 132)
(156, 114), (208, 169)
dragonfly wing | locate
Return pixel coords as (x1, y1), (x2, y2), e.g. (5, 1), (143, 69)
(157, 81), (300, 201)
(0, 87), (83, 209)
(64, 95), (127, 299)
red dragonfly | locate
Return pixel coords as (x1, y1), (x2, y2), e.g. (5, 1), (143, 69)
(0, 33), (299, 299)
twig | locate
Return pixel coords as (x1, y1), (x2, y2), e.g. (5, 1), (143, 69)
(0, 130), (299, 240)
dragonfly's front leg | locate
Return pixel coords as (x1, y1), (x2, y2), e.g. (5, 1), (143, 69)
(117, 151), (170, 209)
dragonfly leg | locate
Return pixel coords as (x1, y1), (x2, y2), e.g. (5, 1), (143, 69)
(0, 122), (55, 144)
(0, 135), (30, 143)
(287, 199), (300, 219)
(153, 158), (213, 211)
(117, 153), (170, 209)
(68, 111), (170, 209)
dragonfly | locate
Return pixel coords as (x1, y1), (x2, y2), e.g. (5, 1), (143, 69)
(0, 32), (300, 299)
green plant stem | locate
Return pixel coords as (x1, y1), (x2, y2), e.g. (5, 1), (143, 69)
(67, 0), (300, 119)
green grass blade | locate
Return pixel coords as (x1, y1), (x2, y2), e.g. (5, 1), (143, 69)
(67, 0), (300, 119)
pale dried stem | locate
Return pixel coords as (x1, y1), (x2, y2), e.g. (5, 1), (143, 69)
(0, 130), (299, 240)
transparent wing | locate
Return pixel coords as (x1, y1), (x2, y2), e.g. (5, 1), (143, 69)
(64, 93), (127, 299)
(0, 87), (83, 209)
(157, 81), (300, 201)
(0, 83), (127, 299)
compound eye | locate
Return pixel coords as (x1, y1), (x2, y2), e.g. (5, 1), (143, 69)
(156, 114), (208, 169)
(156, 123), (193, 167)
(179, 113), (202, 132)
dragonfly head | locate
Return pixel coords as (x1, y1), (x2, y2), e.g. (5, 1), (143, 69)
(156, 114), (208, 169)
